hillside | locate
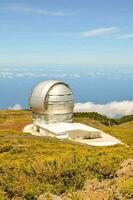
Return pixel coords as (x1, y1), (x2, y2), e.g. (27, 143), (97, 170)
(0, 110), (133, 200)
(74, 112), (133, 126)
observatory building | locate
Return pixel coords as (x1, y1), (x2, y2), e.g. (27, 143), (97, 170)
(24, 80), (122, 146)
(27, 80), (102, 139)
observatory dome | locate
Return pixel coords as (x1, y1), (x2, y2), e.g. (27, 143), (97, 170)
(29, 80), (74, 123)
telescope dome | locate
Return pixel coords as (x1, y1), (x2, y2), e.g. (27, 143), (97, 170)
(29, 80), (74, 123)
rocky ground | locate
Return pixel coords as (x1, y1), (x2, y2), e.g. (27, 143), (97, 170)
(38, 159), (133, 200)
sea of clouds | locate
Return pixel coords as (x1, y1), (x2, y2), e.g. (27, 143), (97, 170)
(0, 68), (133, 80)
(74, 101), (133, 118)
(9, 101), (133, 118)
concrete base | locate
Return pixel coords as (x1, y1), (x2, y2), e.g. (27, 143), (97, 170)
(23, 122), (102, 139)
(23, 123), (122, 146)
(72, 132), (122, 146)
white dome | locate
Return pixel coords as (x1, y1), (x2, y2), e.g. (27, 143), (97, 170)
(29, 80), (74, 123)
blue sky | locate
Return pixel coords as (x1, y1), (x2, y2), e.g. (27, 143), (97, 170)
(0, 0), (133, 67)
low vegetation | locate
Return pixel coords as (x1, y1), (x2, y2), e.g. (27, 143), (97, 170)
(0, 110), (132, 199)
(74, 112), (133, 126)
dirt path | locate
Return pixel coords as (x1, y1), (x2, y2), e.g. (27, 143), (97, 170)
(0, 119), (32, 131)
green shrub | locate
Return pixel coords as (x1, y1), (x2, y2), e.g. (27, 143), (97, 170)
(0, 144), (13, 153)
(118, 178), (133, 199)
(0, 187), (8, 200)
(23, 188), (38, 200)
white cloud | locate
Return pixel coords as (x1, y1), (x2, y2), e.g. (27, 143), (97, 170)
(0, 72), (81, 79)
(8, 104), (23, 110)
(74, 101), (133, 118)
(7, 101), (133, 118)
(82, 27), (118, 37)
(2, 4), (76, 16)
(117, 33), (133, 39)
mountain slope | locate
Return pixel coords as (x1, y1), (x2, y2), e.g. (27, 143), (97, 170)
(0, 110), (132, 200)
